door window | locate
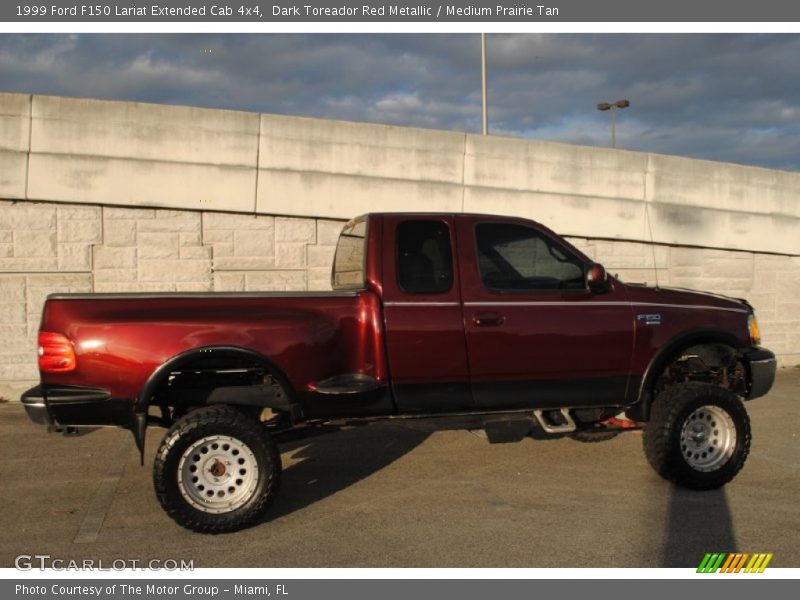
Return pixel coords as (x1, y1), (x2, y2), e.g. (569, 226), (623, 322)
(396, 220), (453, 294)
(475, 223), (585, 292)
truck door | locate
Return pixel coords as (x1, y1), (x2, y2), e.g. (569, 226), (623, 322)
(381, 215), (473, 413)
(457, 216), (635, 411)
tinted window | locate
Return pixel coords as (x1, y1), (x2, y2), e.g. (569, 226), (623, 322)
(397, 221), (453, 294)
(332, 219), (367, 290)
(476, 223), (585, 292)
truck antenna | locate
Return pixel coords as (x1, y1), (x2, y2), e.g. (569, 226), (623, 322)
(644, 200), (660, 290)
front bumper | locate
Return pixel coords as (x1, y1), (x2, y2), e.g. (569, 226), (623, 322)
(20, 385), (133, 428)
(739, 348), (777, 400)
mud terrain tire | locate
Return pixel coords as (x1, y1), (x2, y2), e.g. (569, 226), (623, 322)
(644, 382), (750, 490)
(154, 405), (281, 533)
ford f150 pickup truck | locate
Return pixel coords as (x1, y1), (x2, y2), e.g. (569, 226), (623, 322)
(22, 213), (776, 533)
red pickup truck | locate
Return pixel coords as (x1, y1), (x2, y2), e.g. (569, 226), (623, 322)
(22, 213), (776, 533)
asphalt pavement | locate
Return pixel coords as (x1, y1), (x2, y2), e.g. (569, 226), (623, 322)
(2, 370), (798, 568)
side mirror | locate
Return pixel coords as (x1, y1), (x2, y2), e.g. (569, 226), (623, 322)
(587, 263), (611, 294)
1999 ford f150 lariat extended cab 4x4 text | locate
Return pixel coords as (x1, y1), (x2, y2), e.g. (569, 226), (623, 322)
(22, 213), (776, 532)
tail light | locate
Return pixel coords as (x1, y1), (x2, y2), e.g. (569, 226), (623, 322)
(38, 331), (77, 372)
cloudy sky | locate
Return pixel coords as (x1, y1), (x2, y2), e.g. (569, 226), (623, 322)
(2, 33), (800, 171)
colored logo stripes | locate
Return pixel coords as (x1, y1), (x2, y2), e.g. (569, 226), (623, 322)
(697, 553), (773, 573)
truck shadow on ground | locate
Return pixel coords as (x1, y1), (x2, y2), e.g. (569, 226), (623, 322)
(256, 417), (740, 568)
(263, 423), (431, 522)
(661, 485), (737, 567)
(56, 426), (100, 437)
(262, 421), (586, 528)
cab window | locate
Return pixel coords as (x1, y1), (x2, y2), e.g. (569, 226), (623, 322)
(396, 220), (453, 294)
(476, 223), (585, 292)
(332, 219), (367, 290)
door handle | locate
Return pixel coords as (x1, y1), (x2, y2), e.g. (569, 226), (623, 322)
(473, 311), (505, 327)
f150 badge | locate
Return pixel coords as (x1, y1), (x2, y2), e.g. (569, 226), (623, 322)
(637, 313), (662, 325)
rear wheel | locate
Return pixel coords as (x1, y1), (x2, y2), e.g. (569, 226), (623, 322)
(154, 405), (281, 533)
(643, 382), (750, 489)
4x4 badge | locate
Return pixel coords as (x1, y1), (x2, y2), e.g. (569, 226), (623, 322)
(637, 313), (662, 325)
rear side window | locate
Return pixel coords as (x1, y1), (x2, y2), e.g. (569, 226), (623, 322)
(332, 219), (367, 290)
(396, 220), (453, 294)
(476, 223), (585, 292)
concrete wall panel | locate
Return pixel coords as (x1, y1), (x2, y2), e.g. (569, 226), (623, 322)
(257, 169), (464, 218)
(28, 154), (256, 212)
(0, 93), (31, 199)
(31, 95), (259, 167)
(260, 114), (465, 183)
(647, 153), (800, 220)
(647, 201), (799, 254)
(464, 135), (648, 202)
(0, 92), (30, 153)
(0, 150), (27, 199)
(463, 187), (647, 242)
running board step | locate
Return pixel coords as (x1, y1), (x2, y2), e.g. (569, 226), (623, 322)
(533, 409), (577, 434)
(484, 418), (536, 443)
(312, 374), (383, 395)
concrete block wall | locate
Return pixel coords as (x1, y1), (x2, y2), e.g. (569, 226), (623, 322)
(3, 92), (799, 256)
(0, 199), (344, 399)
(568, 237), (800, 366)
(1, 197), (799, 403)
(1, 91), (799, 400)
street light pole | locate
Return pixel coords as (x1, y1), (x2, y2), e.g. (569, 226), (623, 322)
(611, 105), (617, 148)
(481, 33), (488, 135)
(596, 99), (630, 148)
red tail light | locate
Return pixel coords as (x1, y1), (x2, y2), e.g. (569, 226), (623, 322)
(38, 331), (77, 373)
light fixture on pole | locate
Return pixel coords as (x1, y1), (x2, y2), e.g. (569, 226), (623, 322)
(596, 99), (630, 148)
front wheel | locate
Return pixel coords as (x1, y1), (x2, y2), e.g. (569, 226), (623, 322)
(643, 382), (750, 490)
(154, 405), (281, 533)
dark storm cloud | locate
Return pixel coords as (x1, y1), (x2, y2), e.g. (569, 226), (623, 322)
(1, 33), (799, 171)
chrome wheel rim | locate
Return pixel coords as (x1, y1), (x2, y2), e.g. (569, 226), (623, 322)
(177, 435), (259, 514)
(679, 405), (737, 472)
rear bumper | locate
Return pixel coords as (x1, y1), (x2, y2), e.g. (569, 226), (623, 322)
(20, 385), (133, 428)
(739, 348), (777, 400)
(21, 387), (53, 426)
